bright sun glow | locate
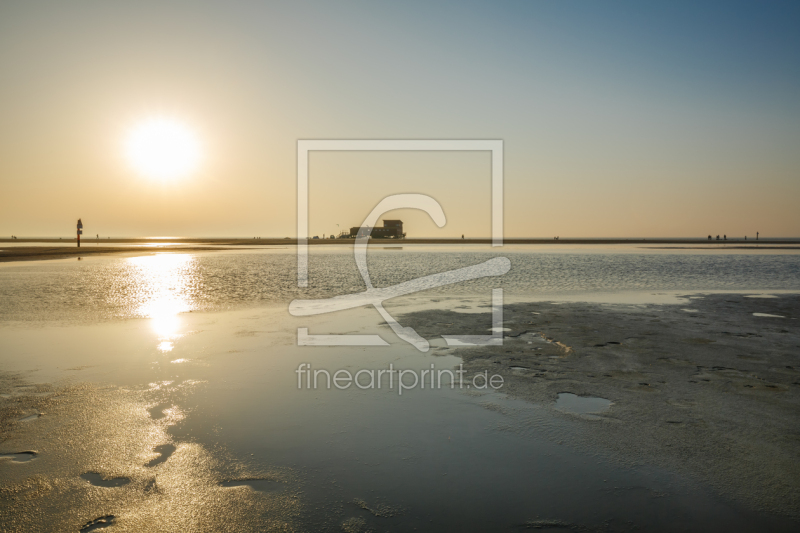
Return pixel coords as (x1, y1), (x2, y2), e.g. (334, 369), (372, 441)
(125, 117), (201, 180)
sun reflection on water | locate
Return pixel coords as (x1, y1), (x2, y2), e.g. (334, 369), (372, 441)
(121, 254), (199, 347)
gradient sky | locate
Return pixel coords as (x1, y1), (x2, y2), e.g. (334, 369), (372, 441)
(1, 0), (798, 238)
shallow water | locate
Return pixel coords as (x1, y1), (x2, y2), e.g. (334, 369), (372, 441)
(0, 451), (38, 462)
(80, 472), (131, 488)
(0, 245), (799, 322)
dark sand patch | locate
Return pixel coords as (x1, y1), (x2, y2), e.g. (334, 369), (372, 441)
(400, 293), (800, 519)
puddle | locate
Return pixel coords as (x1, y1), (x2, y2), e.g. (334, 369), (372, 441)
(745, 295), (778, 299)
(509, 366), (530, 371)
(218, 479), (284, 493)
(753, 313), (785, 318)
(148, 403), (171, 420)
(0, 451), (38, 462)
(145, 444), (176, 467)
(488, 327), (511, 332)
(81, 472), (131, 487)
(555, 393), (612, 415)
(80, 515), (115, 532)
(681, 309), (699, 313)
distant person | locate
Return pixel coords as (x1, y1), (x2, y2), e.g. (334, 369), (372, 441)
(757, 232), (759, 240)
(462, 234), (464, 239)
(708, 235), (712, 240)
(724, 235), (727, 240)
(745, 236), (747, 240)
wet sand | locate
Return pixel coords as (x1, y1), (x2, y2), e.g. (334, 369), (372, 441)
(401, 293), (800, 519)
(1, 294), (799, 531)
(0, 375), (300, 532)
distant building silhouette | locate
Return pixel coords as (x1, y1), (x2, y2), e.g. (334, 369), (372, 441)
(346, 220), (404, 239)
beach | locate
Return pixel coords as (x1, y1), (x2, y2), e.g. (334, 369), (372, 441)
(1, 245), (799, 531)
(3, 0), (800, 530)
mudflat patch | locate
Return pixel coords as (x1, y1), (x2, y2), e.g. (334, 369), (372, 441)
(400, 293), (800, 519)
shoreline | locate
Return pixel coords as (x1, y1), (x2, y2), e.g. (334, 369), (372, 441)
(0, 246), (234, 263)
(1, 238), (798, 264)
(3, 237), (800, 246)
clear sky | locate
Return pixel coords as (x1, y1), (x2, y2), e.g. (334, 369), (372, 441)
(1, 0), (798, 238)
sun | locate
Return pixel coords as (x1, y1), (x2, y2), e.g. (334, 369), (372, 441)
(125, 117), (201, 180)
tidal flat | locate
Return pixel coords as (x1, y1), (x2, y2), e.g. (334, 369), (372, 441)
(402, 294), (800, 523)
(1, 248), (799, 531)
(0, 295), (797, 531)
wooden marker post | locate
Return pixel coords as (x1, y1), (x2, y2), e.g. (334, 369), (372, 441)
(77, 218), (83, 248)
